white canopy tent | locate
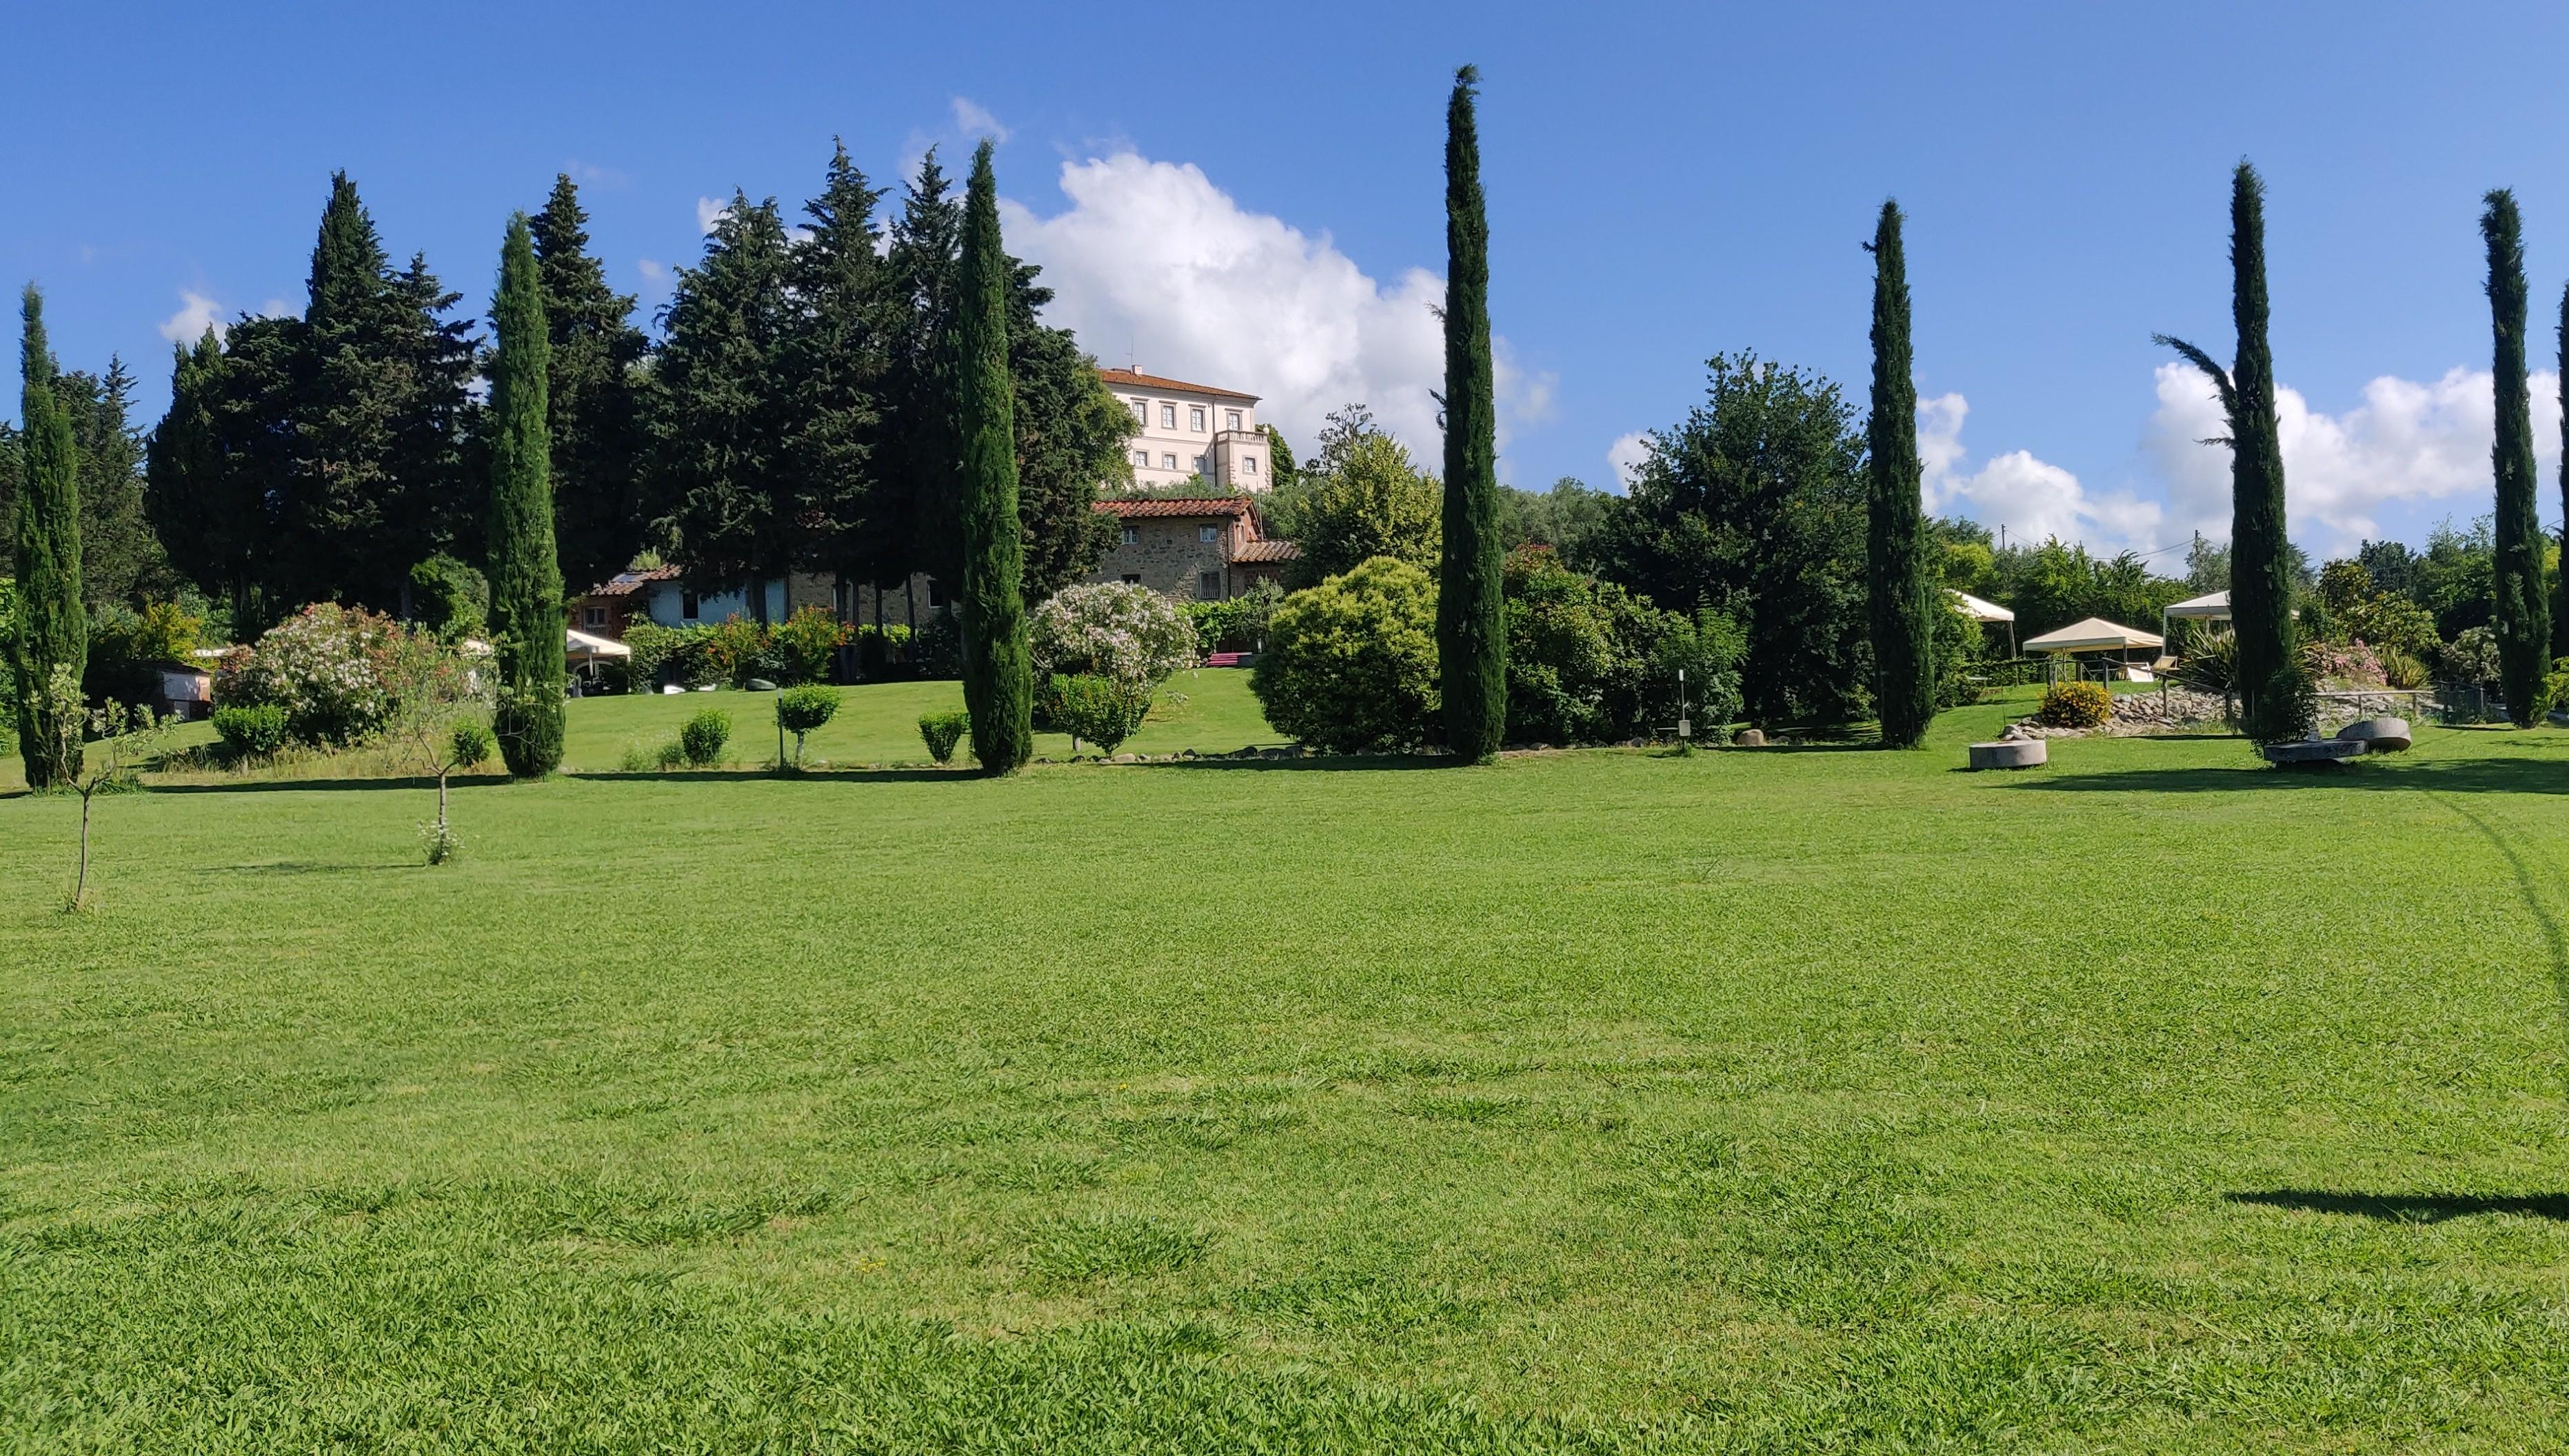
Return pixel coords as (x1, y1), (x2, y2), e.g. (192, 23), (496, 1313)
(1949, 589), (2017, 655)
(566, 628), (629, 663)
(2022, 616), (2166, 682)
(2164, 589), (2230, 621)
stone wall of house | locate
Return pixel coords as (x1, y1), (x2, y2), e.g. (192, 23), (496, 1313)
(1090, 516), (1240, 599)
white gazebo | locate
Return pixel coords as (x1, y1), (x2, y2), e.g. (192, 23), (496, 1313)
(2021, 616), (2166, 682)
(1948, 589), (2017, 656)
(2162, 589), (2230, 644)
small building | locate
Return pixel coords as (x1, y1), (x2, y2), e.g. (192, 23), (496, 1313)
(1089, 497), (1298, 600)
(1098, 367), (1270, 494)
(574, 568), (854, 638)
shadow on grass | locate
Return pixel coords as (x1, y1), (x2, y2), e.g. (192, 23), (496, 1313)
(574, 768), (964, 785)
(2227, 1189), (2569, 1223)
(2011, 756), (2569, 796)
(1139, 755), (1447, 772)
(194, 861), (424, 875)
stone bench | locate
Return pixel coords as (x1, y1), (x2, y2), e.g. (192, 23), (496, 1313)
(1967, 739), (2046, 770)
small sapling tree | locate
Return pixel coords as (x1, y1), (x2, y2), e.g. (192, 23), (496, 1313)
(774, 685), (838, 768)
(378, 635), (494, 864)
(43, 665), (174, 913)
(425, 723), (496, 865)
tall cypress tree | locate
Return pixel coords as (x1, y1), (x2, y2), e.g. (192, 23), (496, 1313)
(2483, 190), (2549, 724)
(1437, 63), (1505, 761)
(952, 141), (1031, 774)
(2157, 161), (2295, 738)
(1865, 201), (1935, 748)
(2552, 281), (2569, 663)
(12, 286), (85, 787)
(487, 215), (565, 776)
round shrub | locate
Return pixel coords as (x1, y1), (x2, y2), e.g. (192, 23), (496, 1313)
(1031, 582), (1198, 691)
(679, 708), (732, 767)
(918, 709), (970, 765)
(2035, 680), (2113, 729)
(1040, 674), (1153, 755)
(212, 703), (290, 758)
(769, 606), (851, 687)
(1251, 556), (1440, 754)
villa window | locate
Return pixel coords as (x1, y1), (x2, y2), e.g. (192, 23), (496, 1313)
(680, 589), (699, 620)
(927, 578), (949, 608)
(1160, 403), (1176, 429)
(1128, 398), (1147, 425)
(1225, 409), (1242, 431)
(1198, 571), (1222, 600)
(1189, 405), (1206, 432)
(1199, 525), (1218, 543)
(1122, 574), (1142, 585)
(1243, 454), (1258, 476)
(1122, 525), (1140, 545)
(1134, 449), (1149, 467)
(1161, 452), (1178, 470)
(583, 605), (606, 628)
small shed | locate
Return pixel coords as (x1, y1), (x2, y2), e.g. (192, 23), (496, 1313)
(2022, 616), (2165, 682)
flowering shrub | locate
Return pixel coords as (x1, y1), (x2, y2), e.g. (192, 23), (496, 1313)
(2304, 640), (2387, 690)
(1031, 583), (1198, 691)
(217, 604), (457, 746)
(769, 605), (852, 686)
(2035, 680), (2113, 729)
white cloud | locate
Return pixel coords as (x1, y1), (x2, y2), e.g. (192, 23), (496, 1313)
(696, 196), (730, 234)
(1920, 392), (2163, 553)
(951, 97), (1010, 143)
(2146, 361), (2563, 554)
(1606, 431), (1651, 491)
(159, 290), (225, 344)
(636, 258), (667, 282)
(998, 151), (1555, 465)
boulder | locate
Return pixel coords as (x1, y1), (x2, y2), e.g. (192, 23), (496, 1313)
(1735, 728), (1766, 747)
(1111, 753), (1138, 764)
(2335, 716), (2413, 753)
(2262, 736), (2365, 766)
(1967, 738), (2046, 770)
(744, 678), (777, 692)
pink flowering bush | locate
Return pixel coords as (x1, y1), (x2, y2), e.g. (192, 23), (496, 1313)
(1029, 583), (1198, 691)
(2304, 640), (2388, 691)
(216, 604), (466, 746)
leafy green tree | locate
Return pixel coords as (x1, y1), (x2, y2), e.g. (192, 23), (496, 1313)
(487, 214), (566, 776)
(1503, 477), (1613, 567)
(531, 174), (649, 595)
(2157, 162), (2298, 740)
(648, 192), (797, 620)
(952, 141), (1031, 775)
(1287, 405), (1441, 586)
(1438, 64), (1504, 761)
(1593, 354), (1868, 725)
(1864, 200), (1934, 748)
(1263, 424), (1298, 494)
(2481, 190), (2549, 724)
(12, 287), (85, 787)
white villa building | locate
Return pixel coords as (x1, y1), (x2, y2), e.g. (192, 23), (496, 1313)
(1100, 367), (1269, 493)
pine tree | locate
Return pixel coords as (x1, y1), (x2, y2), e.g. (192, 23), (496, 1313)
(1866, 201), (1935, 748)
(55, 359), (174, 611)
(953, 141), (1032, 774)
(147, 321), (289, 631)
(532, 175), (648, 594)
(12, 286), (85, 787)
(2483, 190), (2550, 725)
(2157, 162), (2296, 739)
(648, 192), (796, 620)
(788, 141), (892, 599)
(1437, 63), (1506, 761)
(872, 151), (964, 609)
(487, 215), (565, 777)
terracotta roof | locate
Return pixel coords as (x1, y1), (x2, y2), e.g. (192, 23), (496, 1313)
(1097, 367), (1260, 403)
(1232, 538), (1301, 563)
(1094, 496), (1255, 519)
(587, 566), (683, 597)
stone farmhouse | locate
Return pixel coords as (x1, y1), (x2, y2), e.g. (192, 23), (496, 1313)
(1089, 496), (1297, 600)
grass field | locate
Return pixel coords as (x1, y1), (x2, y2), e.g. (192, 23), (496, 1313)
(6, 687), (2569, 1451)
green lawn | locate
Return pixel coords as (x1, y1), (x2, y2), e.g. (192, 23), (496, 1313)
(565, 667), (1284, 770)
(6, 692), (2569, 1451)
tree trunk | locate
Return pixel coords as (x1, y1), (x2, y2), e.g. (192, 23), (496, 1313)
(74, 789), (94, 909)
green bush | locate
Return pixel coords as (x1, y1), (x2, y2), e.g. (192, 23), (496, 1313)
(911, 609), (963, 680)
(2035, 680), (2113, 729)
(1030, 583), (1197, 691)
(918, 709), (970, 765)
(449, 721), (496, 771)
(213, 704), (290, 758)
(625, 623), (721, 690)
(408, 554), (490, 645)
(855, 623), (911, 678)
(1498, 547), (1743, 745)
(774, 685), (839, 764)
(769, 605), (851, 687)
(707, 616), (770, 687)
(1251, 556), (1440, 754)
(2252, 660), (2319, 745)
(2540, 657), (2569, 718)
(1181, 580), (1285, 653)
(1040, 674), (1153, 754)
(679, 708), (732, 767)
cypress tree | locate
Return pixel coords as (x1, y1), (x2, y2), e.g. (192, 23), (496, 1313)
(12, 285), (85, 787)
(1437, 63), (1505, 761)
(487, 215), (565, 776)
(952, 141), (1031, 774)
(2157, 162), (2295, 738)
(2483, 190), (2549, 723)
(1865, 200), (1934, 748)
(2552, 281), (2569, 663)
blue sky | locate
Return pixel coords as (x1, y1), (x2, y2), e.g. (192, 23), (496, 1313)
(12, 1), (2569, 563)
